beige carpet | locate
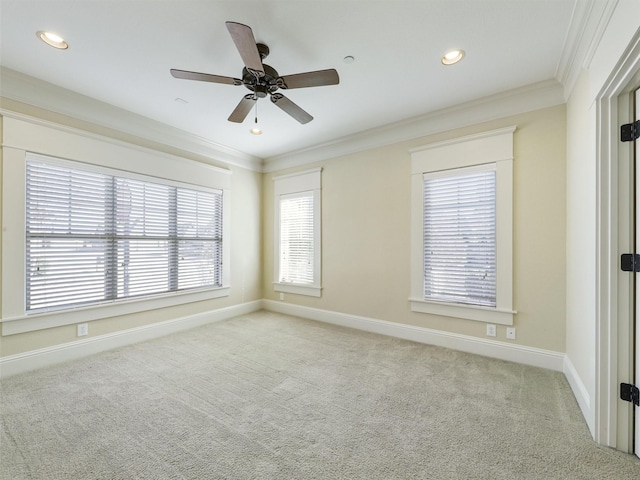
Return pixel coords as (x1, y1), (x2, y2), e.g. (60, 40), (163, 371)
(1, 310), (639, 479)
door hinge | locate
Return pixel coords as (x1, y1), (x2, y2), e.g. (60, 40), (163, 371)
(620, 383), (640, 406)
(621, 120), (640, 142)
(620, 253), (640, 272)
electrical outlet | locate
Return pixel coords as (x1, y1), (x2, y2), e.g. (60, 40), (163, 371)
(506, 327), (516, 340)
(77, 323), (88, 337)
(486, 324), (497, 337)
(279, 292), (284, 301)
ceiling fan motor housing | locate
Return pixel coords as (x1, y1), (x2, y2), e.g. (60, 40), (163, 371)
(242, 61), (280, 97)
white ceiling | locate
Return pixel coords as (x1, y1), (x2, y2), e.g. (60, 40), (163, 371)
(1, 0), (578, 162)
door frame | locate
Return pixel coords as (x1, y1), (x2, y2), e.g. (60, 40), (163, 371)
(595, 30), (640, 451)
(634, 87), (640, 459)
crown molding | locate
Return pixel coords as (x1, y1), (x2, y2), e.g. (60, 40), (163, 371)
(263, 79), (565, 173)
(1, 70), (566, 176)
(0, 67), (263, 172)
(555, 0), (619, 101)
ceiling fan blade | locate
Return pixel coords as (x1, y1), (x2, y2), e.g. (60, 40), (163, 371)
(228, 94), (257, 123)
(171, 69), (242, 85)
(278, 69), (340, 89)
(270, 93), (313, 124)
(225, 21), (264, 76)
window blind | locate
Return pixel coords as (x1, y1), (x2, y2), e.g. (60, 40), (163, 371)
(423, 168), (496, 307)
(26, 159), (223, 312)
(279, 192), (314, 284)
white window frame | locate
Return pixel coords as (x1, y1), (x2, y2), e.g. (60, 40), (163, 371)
(273, 168), (322, 297)
(410, 127), (516, 325)
(1, 116), (231, 335)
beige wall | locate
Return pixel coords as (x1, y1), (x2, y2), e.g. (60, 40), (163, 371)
(0, 102), (566, 357)
(0, 103), (263, 357)
(565, 69), (596, 415)
(264, 104), (567, 352)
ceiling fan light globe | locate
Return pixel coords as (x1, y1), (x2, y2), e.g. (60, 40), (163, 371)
(254, 84), (268, 98)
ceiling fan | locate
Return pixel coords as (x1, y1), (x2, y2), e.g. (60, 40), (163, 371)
(170, 21), (340, 125)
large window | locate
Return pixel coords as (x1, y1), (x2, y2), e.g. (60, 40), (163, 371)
(410, 127), (515, 324)
(26, 157), (223, 313)
(273, 168), (322, 297)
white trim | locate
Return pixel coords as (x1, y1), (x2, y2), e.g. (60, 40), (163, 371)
(409, 126), (517, 156)
(2, 116), (232, 190)
(410, 128), (514, 323)
(24, 150), (228, 193)
(273, 169), (322, 296)
(1, 287), (231, 336)
(564, 354), (594, 434)
(594, 27), (640, 450)
(1, 68), (563, 175)
(409, 299), (515, 325)
(263, 80), (563, 172)
(0, 68), (263, 172)
(614, 85), (636, 453)
(595, 90), (617, 448)
(1, 111), (235, 179)
(272, 167), (323, 183)
(222, 187), (232, 289)
(555, 0), (615, 101)
(273, 283), (322, 297)
(262, 300), (564, 372)
(0, 301), (262, 379)
(410, 126), (515, 173)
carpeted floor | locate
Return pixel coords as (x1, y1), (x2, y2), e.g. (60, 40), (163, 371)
(1, 310), (639, 479)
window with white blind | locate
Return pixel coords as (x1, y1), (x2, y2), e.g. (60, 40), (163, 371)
(423, 165), (496, 307)
(279, 192), (315, 284)
(410, 127), (515, 325)
(273, 168), (321, 297)
(26, 158), (223, 313)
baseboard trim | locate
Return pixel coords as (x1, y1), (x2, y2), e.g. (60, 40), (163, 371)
(563, 355), (594, 435)
(0, 300), (262, 379)
(262, 300), (565, 371)
(1, 300), (569, 379)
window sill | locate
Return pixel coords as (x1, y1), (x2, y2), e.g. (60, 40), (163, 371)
(410, 298), (515, 325)
(274, 282), (322, 297)
(1, 286), (230, 336)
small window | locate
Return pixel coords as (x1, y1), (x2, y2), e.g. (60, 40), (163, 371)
(273, 168), (321, 297)
(26, 157), (224, 313)
(279, 192), (315, 284)
(410, 127), (515, 324)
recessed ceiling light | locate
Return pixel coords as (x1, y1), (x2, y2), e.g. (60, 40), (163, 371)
(37, 31), (68, 49)
(343, 55), (355, 64)
(441, 49), (465, 65)
(250, 127), (263, 135)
